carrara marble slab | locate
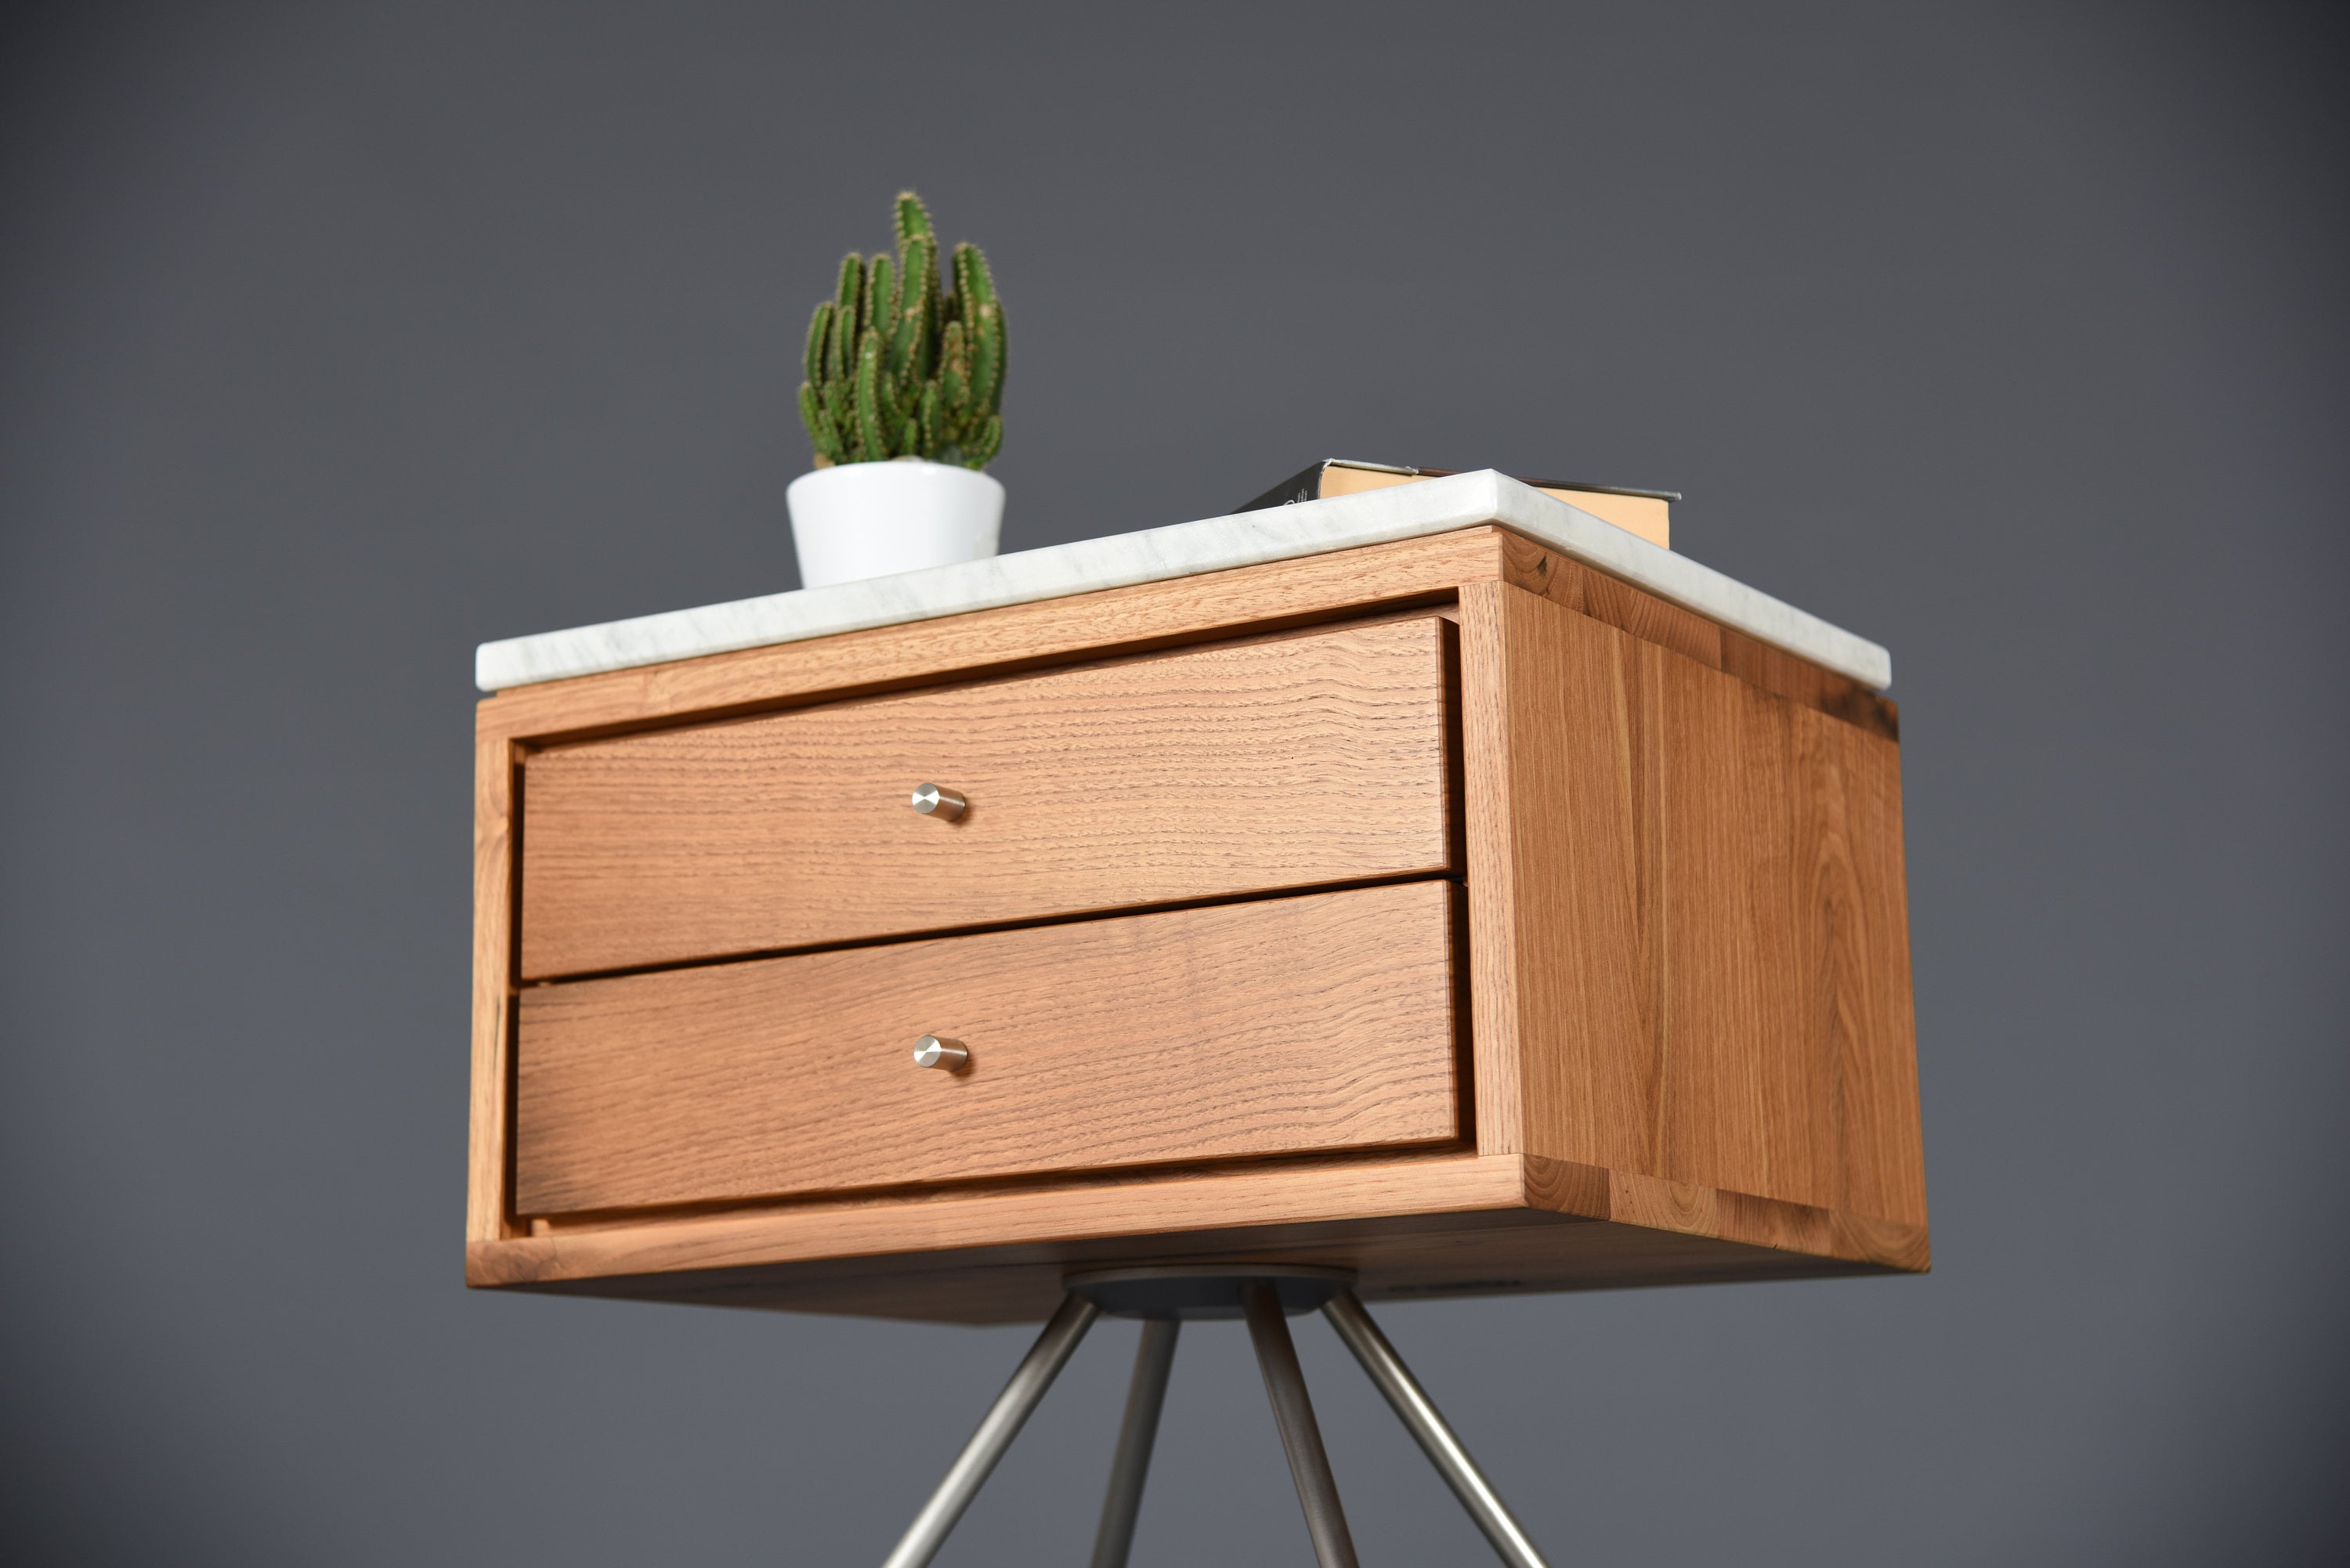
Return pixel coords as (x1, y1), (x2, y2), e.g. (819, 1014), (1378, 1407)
(475, 471), (1892, 692)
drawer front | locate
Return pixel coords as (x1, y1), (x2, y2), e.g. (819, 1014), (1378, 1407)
(518, 616), (1455, 978)
(513, 879), (1462, 1216)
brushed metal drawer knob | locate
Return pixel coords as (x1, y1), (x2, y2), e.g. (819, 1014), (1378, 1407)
(911, 782), (967, 820)
(913, 1035), (970, 1071)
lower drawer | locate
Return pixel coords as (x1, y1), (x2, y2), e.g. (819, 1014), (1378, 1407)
(512, 879), (1463, 1216)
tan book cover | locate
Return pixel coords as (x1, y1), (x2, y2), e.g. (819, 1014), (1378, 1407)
(1239, 459), (1674, 549)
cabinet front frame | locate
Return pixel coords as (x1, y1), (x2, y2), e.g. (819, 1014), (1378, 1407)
(473, 528), (1509, 1248)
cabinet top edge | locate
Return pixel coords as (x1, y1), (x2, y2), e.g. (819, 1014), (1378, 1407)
(474, 471), (1893, 695)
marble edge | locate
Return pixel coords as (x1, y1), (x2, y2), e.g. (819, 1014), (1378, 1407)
(475, 471), (1892, 692)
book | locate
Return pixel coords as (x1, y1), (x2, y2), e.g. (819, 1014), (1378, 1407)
(1236, 459), (1676, 550)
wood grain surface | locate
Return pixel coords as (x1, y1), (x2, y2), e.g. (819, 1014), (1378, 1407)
(1498, 531), (1898, 739)
(513, 880), (1463, 1215)
(1462, 580), (1925, 1227)
(468, 1151), (1923, 1323)
(518, 616), (1457, 978)
(1458, 580), (1643, 1166)
(1647, 609), (1924, 1224)
(466, 733), (518, 1242)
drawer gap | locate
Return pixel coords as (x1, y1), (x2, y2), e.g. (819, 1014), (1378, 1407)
(520, 868), (1464, 987)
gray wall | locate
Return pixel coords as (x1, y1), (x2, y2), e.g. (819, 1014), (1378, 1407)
(3, 2), (2345, 1562)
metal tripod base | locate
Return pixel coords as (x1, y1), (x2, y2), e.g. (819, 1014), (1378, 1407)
(877, 1267), (1552, 1568)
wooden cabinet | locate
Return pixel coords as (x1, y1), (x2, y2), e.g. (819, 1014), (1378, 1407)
(468, 526), (1927, 1322)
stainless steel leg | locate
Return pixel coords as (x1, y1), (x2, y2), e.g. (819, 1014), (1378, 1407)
(879, 1293), (1101, 1568)
(1321, 1291), (1552, 1568)
(1088, 1317), (1180, 1568)
(1243, 1282), (1361, 1568)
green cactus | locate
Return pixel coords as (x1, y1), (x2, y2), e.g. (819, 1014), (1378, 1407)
(797, 191), (1006, 469)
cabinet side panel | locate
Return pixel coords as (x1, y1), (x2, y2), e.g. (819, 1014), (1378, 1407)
(468, 728), (518, 1243)
(1651, 626), (1925, 1224)
(1824, 717), (1925, 1225)
(1496, 531), (1898, 740)
(1493, 583), (1925, 1229)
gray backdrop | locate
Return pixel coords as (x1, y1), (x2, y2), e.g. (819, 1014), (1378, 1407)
(3, 2), (2345, 1563)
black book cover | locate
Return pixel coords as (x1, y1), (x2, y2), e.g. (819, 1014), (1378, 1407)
(1235, 461), (1349, 513)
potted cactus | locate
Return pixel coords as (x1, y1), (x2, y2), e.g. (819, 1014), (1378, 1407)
(787, 192), (1007, 588)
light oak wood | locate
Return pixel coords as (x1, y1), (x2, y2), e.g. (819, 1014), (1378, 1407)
(1497, 531), (1896, 739)
(514, 880), (1463, 1215)
(519, 616), (1456, 977)
(467, 1151), (1922, 1323)
(467, 526), (1925, 1310)
(1647, 616), (1923, 1222)
(466, 733), (517, 1243)
(1463, 580), (1924, 1225)
(1458, 582), (1644, 1169)
(1586, 1164), (1927, 1274)
(1456, 586), (1527, 1159)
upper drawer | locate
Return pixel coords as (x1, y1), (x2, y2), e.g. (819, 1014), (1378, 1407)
(518, 615), (1457, 978)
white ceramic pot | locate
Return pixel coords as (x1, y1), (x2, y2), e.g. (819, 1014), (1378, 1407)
(786, 458), (1004, 589)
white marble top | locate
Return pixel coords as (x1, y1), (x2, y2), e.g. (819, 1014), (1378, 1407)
(475, 471), (1892, 692)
